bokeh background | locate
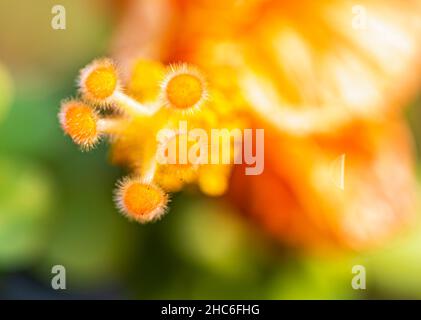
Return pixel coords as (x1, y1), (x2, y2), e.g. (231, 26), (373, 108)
(0, 0), (421, 299)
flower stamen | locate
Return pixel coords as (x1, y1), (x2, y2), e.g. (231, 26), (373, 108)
(115, 177), (168, 223)
(79, 58), (159, 116)
(160, 64), (208, 112)
(59, 100), (99, 149)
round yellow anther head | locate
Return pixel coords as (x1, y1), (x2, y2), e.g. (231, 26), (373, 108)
(167, 74), (202, 109)
(116, 179), (168, 223)
(80, 59), (118, 102)
(59, 101), (98, 148)
(162, 65), (207, 111)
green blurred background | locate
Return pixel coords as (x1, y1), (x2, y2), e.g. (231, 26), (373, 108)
(0, 0), (421, 299)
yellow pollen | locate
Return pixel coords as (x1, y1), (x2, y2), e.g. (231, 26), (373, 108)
(61, 102), (97, 146)
(85, 65), (117, 100)
(166, 74), (203, 109)
(121, 181), (167, 222)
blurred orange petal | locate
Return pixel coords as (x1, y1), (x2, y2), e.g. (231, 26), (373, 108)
(230, 119), (416, 249)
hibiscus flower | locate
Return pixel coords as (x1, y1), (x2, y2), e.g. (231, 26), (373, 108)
(60, 0), (421, 249)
